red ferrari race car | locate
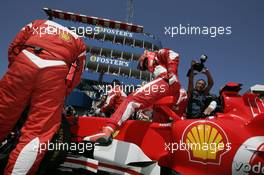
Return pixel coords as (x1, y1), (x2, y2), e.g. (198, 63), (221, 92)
(1, 82), (264, 175)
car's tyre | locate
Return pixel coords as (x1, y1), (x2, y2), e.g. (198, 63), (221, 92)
(0, 110), (28, 175)
(37, 116), (71, 175)
(0, 116), (71, 175)
(160, 167), (181, 175)
(0, 140), (17, 175)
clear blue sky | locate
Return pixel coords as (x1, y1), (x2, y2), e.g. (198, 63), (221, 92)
(0, 0), (263, 94)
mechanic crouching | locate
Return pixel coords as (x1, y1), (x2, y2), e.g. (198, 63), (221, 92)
(0, 20), (86, 175)
(186, 55), (217, 118)
(95, 79), (127, 117)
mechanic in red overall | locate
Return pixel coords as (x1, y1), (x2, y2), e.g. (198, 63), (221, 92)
(0, 19), (86, 175)
(85, 48), (181, 145)
(96, 79), (127, 117)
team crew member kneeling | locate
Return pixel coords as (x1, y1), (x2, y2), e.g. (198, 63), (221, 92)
(84, 48), (181, 145)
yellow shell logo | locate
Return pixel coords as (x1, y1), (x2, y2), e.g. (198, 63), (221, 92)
(90, 55), (97, 62)
(59, 32), (71, 42)
(182, 121), (230, 165)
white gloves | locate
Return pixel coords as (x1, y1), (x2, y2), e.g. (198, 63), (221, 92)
(203, 101), (217, 115)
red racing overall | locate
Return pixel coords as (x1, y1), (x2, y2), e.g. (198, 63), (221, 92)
(0, 19), (86, 175)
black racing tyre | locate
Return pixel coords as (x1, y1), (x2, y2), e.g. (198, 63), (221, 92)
(0, 139), (17, 175)
(0, 115), (71, 175)
(37, 116), (71, 175)
(0, 109), (28, 174)
(160, 167), (182, 175)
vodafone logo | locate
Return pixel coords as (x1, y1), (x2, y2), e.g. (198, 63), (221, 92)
(232, 136), (264, 175)
(233, 162), (264, 174)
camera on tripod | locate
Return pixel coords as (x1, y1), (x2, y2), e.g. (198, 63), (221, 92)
(187, 54), (208, 77)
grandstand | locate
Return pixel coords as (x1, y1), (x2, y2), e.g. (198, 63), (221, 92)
(43, 7), (163, 114)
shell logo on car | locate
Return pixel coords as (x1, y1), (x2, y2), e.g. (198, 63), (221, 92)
(182, 121), (231, 165)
